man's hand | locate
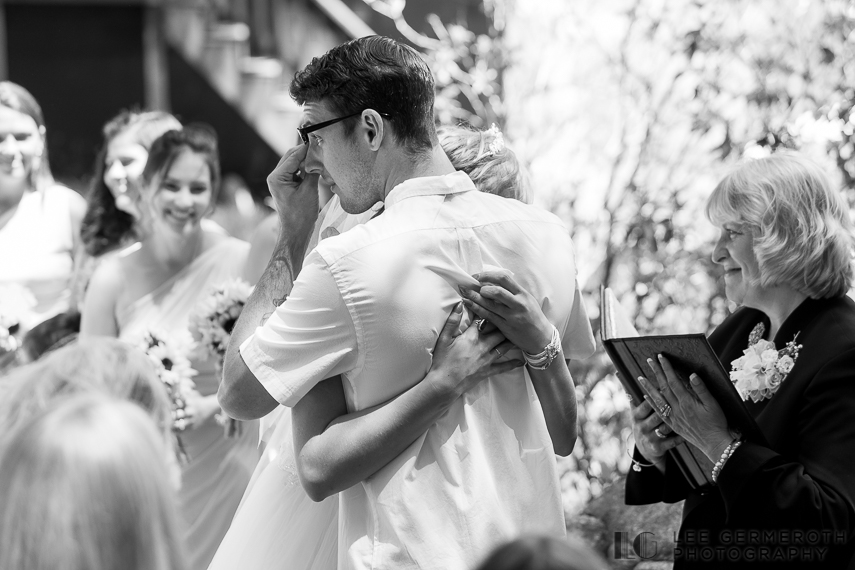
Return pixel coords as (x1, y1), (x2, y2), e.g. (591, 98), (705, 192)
(267, 144), (320, 240)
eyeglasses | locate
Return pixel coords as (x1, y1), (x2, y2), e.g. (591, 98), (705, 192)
(297, 110), (390, 145)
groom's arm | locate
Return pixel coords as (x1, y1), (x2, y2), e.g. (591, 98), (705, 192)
(220, 146), (319, 421)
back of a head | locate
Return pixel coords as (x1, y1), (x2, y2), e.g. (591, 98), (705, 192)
(289, 35), (438, 155)
(438, 124), (532, 204)
(0, 394), (186, 570)
(0, 338), (172, 448)
(473, 536), (609, 570)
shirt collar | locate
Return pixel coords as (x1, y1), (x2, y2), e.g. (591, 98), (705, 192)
(384, 171), (476, 208)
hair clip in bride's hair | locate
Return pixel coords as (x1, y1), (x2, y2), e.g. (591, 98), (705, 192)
(485, 124), (505, 157)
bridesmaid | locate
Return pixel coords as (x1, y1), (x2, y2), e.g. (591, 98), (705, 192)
(74, 110), (182, 306)
(0, 81), (85, 332)
(81, 125), (258, 570)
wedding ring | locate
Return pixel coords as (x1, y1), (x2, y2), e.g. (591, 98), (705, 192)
(654, 427), (667, 439)
(474, 318), (485, 331)
(494, 347), (503, 358)
(660, 404), (672, 418)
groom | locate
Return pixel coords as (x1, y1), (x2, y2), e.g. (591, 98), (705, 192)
(220, 36), (595, 570)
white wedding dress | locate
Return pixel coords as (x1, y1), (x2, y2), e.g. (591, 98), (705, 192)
(207, 197), (383, 570)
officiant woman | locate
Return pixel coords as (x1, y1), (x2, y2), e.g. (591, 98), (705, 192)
(626, 152), (855, 569)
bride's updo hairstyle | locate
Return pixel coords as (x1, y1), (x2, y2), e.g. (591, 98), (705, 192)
(438, 124), (532, 204)
(0, 394), (186, 570)
(141, 124), (221, 204)
(705, 152), (855, 299)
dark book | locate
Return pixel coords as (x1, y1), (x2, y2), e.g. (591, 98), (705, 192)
(600, 287), (766, 489)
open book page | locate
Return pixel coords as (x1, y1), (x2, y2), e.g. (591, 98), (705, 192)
(600, 286), (640, 340)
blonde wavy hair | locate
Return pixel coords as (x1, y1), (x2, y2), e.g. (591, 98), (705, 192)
(0, 338), (173, 450)
(438, 125), (532, 204)
(705, 152), (855, 299)
(0, 394), (186, 570)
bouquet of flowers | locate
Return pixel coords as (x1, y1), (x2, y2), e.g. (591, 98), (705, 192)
(190, 278), (253, 361)
(0, 283), (36, 369)
(138, 330), (198, 434)
(190, 278), (253, 437)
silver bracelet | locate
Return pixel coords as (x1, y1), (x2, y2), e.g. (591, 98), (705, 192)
(711, 438), (743, 483)
(523, 325), (561, 370)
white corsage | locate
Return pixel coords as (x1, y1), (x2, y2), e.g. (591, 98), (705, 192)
(0, 283), (36, 352)
(730, 323), (802, 403)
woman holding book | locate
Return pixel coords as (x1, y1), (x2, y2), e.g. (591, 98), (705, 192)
(626, 152), (855, 568)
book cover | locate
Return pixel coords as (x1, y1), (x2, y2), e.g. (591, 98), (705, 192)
(600, 287), (765, 489)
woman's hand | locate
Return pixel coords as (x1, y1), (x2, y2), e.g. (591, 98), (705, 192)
(458, 270), (553, 355)
(175, 390), (220, 431)
(640, 354), (734, 463)
(630, 398), (684, 468)
(426, 301), (524, 400)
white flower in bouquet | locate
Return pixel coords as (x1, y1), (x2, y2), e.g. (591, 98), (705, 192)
(0, 283), (36, 352)
(138, 330), (198, 432)
(190, 278), (253, 362)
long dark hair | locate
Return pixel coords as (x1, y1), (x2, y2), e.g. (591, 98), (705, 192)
(80, 111), (181, 257)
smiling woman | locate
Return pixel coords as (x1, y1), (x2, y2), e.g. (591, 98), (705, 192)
(80, 125), (259, 570)
(626, 152), (855, 569)
(0, 81), (85, 336)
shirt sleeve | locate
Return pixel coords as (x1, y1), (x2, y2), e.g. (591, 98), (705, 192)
(239, 252), (358, 407)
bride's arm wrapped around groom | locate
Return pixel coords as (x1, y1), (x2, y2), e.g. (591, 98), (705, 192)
(626, 152), (855, 569)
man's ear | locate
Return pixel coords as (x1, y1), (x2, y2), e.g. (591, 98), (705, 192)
(362, 110), (385, 151)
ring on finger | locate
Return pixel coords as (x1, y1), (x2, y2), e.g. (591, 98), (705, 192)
(660, 403), (672, 418)
(654, 427), (667, 439)
(494, 347), (503, 358)
(474, 318), (486, 332)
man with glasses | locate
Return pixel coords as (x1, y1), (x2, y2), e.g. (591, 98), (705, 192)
(220, 35), (594, 570)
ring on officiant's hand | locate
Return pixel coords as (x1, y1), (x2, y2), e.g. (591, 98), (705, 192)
(660, 403), (672, 418)
(654, 427), (668, 439)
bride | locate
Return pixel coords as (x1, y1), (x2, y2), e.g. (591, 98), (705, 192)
(80, 125), (259, 570)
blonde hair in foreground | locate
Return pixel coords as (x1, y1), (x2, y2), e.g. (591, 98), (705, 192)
(0, 337), (173, 450)
(0, 394), (186, 570)
(705, 152), (855, 299)
(438, 124), (532, 204)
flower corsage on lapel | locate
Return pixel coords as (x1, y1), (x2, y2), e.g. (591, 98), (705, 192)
(729, 322), (802, 403)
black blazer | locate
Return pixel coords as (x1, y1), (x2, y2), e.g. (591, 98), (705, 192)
(625, 296), (855, 569)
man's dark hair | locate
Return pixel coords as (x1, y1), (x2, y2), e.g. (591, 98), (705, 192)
(290, 36), (437, 154)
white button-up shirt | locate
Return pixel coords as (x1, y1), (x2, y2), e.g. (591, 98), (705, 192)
(241, 171), (595, 570)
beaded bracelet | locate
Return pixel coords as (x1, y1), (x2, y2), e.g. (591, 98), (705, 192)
(711, 438), (743, 483)
(523, 325), (561, 370)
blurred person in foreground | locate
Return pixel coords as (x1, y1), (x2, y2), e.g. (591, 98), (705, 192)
(0, 337), (179, 480)
(80, 126), (258, 570)
(0, 393), (186, 570)
(219, 35), (594, 570)
(472, 536), (609, 570)
(0, 81), (85, 334)
(210, 123), (564, 570)
(627, 152), (855, 568)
